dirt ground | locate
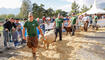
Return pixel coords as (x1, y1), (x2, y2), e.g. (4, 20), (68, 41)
(1, 28), (105, 60)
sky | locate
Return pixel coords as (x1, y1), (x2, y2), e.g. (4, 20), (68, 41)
(0, 0), (22, 8)
(0, 0), (105, 12)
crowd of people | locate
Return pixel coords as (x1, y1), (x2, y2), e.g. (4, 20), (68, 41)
(2, 12), (99, 59)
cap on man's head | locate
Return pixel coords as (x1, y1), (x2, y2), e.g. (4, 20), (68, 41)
(28, 12), (33, 17)
(72, 13), (75, 15)
(24, 18), (27, 20)
(15, 18), (19, 20)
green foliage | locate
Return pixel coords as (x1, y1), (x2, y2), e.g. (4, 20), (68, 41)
(0, 14), (15, 20)
(32, 3), (46, 18)
(70, 1), (80, 14)
(18, 0), (32, 18)
(32, 3), (39, 18)
(55, 9), (67, 17)
(90, 5), (92, 9)
(61, 11), (67, 17)
(53, 9), (60, 17)
(81, 4), (89, 13)
(32, 3), (67, 18)
(6, 14), (15, 18)
(0, 14), (7, 19)
(45, 8), (54, 17)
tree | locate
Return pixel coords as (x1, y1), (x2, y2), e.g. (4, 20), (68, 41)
(18, 0), (32, 18)
(32, 3), (67, 18)
(81, 4), (89, 13)
(6, 14), (15, 18)
(0, 14), (7, 20)
(54, 9), (67, 17)
(32, 3), (45, 18)
(70, 1), (80, 14)
(0, 14), (15, 20)
(32, 3), (39, 18)
(45, 8), (54, 17)
(54, 9), (62, 17)
(61, 11), (67, 17)
(0, 14), (7, 19)
(90, 5), (92, 9)
(38, 4), (46, 18)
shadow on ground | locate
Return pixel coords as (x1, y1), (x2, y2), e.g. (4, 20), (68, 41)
(0, 48), (18, 59)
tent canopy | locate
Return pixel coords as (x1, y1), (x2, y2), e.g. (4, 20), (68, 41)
(85, 0), (105, 14)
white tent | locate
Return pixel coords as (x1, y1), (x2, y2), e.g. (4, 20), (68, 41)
(85, 0), (105, 14)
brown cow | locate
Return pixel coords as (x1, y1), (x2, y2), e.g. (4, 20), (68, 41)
(64, 26), (72, 35)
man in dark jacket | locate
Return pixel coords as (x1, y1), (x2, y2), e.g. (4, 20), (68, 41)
(3, 18), (16, 48)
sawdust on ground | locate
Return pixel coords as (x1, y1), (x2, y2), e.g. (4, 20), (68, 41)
(8, 28), (105, 60)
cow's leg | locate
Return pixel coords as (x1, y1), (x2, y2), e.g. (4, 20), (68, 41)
(69, 32), (71, 36)
(43, 40), (47, 49)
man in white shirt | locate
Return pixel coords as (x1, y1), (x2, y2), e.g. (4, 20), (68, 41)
(82, 14), (89, 31)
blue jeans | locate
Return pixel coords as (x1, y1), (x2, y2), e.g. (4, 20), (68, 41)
(3, 31), (11, 47)
(71, 25), (76, 36)
(42, 28), (45, 34)
(41, 24), (45, 34)
(12, 31), (19, 46)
